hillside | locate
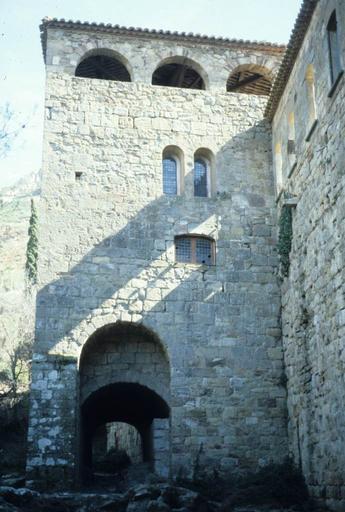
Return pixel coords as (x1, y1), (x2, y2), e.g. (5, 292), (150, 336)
(0, 172), (40, 358)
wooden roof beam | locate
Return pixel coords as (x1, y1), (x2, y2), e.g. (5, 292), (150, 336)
(228, 73), (265, 91)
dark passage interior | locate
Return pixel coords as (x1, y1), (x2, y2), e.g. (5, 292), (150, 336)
(80, 382), (169, 483)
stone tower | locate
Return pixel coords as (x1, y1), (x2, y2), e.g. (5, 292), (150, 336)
(27, 18), (288, 488)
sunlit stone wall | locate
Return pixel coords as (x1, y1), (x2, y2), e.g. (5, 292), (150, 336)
(26, 25), (287, 488)
(272, 1), (345, 509)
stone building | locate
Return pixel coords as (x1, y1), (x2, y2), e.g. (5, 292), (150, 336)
(268, 0), (345, 510)
(26, 0), (345, 509)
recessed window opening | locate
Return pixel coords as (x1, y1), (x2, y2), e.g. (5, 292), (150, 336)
(162, 146), (184, 195)
(75, 53), (131, 82)
(163, 157), (178, 195)
(152, 58), (205, 90)
(75, 171), (83, 181)
(305, 64), (317, 136)
(227, 65), (272, 96)
(327, 11), (342, 85)
(194, 158), (208, 197)
(193, 148), (214, 197)
(287, 112), (296, 161)
(175, 235), (215, 265)
(275, 142), (283, 194)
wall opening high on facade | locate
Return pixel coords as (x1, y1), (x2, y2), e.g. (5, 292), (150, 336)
(227, 65), (272, 95)
(152, 57), (206, 89)
(75, 51), (131, 81)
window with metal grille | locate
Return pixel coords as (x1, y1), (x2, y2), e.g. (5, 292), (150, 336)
(175, 236), (214, 265)
(163, 157), (178, 195)
(194, 158), (208, 197)
(327, 11), (342, 86)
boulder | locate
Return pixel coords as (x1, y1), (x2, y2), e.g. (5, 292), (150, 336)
(0, 476), (25, 489)
(0, 486), (40, 506)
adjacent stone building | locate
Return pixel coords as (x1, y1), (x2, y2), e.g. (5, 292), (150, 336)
(268, 0), (345, 510)
(26, 1), (345, 509)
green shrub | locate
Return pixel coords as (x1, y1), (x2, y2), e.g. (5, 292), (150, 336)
(278, 204), (293, 277)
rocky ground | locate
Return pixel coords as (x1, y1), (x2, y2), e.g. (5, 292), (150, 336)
(0, 465), (329, 512)
(0, 484), (324, 512)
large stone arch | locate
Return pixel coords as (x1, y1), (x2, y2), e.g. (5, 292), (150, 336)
(152, 55), (209, 90)
(75, 48), (133, 82)
(78, 321), (171, 482)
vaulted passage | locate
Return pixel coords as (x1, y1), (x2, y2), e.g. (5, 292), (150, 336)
(78, 322), (170, 484)
(75, 54), (131, 81)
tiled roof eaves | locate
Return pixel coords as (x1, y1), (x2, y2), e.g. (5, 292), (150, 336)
(39, 17), (286, 63)
(265, 0), (319, 121)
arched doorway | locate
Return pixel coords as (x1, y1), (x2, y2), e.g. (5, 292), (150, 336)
(78, 322), (170, 484)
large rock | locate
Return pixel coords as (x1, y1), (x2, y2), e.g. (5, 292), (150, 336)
(0, 486), (39, 506)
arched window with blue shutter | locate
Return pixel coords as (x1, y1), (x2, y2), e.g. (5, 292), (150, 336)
(194, 158), (208, 197)
(162, 146), (184, 196)
(162, 156), (178, 195)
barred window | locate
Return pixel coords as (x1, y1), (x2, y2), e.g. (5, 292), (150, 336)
(175, 236), (215, 265)
(175, 237), (192, 263)
(194, 158), (208, 197)
(163, 157), (178, 195)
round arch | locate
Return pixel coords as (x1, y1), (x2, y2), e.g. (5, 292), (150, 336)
(227, 64), (273, 96)
(75, 48), (132, 82)
(152, 56), (208, 90)
(78, 321), (171, 483)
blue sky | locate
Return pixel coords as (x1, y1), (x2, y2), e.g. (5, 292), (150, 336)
(0, 0), (302, 187)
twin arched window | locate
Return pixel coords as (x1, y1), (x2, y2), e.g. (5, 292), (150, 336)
(162, 148), (212, 197)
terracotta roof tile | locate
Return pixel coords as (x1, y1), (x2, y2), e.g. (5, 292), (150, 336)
(39, 17), (285, 63)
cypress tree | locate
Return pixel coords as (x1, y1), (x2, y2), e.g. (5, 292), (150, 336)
(25, 199), (38, 284)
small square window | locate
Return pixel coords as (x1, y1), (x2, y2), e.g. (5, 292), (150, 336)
(175, 236), (215, 265)
(75, 172), (83, 181)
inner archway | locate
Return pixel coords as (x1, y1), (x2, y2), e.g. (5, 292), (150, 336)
(78, 322), (170, 485)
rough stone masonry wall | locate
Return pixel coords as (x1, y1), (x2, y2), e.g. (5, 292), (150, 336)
(272, 1), (345, 509)
(27, 28), (288, 488)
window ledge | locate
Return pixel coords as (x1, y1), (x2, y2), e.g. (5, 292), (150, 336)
(275, 188), (284, 204)
(174, 262), (215, 269)
(288, 161), (297, 179)
(305, 119), (318, 142)
(328, 70), (344, 98)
